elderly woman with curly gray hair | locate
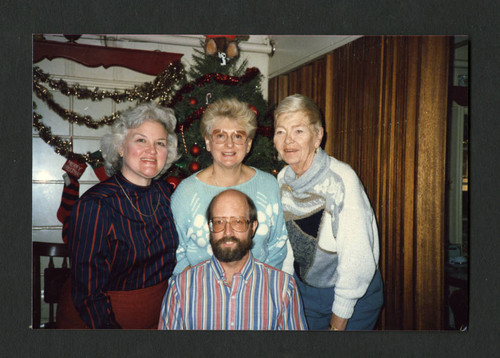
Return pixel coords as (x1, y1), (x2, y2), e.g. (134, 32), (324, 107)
(57, 103), (180, 329)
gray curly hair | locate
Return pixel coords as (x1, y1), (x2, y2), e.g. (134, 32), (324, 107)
(100, 103), (180, 178)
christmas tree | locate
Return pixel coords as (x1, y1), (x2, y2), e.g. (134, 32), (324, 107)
(165, 44), (283, 185)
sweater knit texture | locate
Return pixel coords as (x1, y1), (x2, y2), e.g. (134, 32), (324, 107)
(277, 148), (379, 319)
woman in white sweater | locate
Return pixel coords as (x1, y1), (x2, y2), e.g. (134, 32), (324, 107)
(273, 94), (383, 331)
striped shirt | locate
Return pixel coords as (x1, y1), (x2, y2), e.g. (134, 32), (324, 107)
(68, 172), (178, 328)
(158, 254), (307, 330)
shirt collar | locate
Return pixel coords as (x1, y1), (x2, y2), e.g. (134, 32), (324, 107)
(210, 252), (255, 283)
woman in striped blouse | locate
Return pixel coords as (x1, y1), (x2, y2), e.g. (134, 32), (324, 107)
(57, 103), (180, 329)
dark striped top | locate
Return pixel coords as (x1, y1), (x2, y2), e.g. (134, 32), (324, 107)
(68, 172), (178, 328)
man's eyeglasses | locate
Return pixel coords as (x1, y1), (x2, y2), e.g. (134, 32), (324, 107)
(209, 216), (251, 233)
(210, 130), (248, 145)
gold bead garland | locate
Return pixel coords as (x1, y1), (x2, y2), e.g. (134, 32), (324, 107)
(33, 110), (104, 167)
(33, 62), (185, 104)
(33, 62), (186, 129)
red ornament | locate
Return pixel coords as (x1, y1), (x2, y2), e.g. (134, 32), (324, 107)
(190, 144), (202, 156)
(166, 176), (181, 189)
(189, 97), (197, 105)
(189, 161), (201, 173)
(249, 104), (259, 117)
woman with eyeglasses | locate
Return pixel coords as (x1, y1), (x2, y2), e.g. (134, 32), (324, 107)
(170, 97), (292, 275)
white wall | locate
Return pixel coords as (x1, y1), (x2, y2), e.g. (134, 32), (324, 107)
(268, 35), (361, 77)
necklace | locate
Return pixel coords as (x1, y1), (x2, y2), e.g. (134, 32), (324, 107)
(115, 177), (160, 217)
(211, 166), (246, 187)
(212, 167), (221, 187)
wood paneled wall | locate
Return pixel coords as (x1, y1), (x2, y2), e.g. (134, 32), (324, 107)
(268, 36), (451, 330)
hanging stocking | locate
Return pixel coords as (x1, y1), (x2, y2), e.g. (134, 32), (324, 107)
(89, 150), (109, 182)
(57, 159), (87, 243)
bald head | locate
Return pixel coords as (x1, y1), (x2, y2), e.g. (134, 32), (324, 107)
(206, 189), (258, 224)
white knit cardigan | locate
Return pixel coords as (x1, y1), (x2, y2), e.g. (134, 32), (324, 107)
(277, 148), (380, 319)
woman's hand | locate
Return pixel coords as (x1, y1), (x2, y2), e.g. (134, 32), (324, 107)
(329, 313), (348, 331)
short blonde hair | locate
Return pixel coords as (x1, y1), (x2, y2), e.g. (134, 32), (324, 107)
(200, 98), (257, 139)
(274, 94), (323, 133)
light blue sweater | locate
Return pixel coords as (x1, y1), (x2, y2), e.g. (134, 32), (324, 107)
(171, 168), (292, 275)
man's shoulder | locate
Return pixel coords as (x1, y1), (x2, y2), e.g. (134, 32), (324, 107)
(174, 259), (212, 279)
(253, 259), (293, 280)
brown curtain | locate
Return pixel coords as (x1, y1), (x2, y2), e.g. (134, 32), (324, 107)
(268, 36), (451, 330)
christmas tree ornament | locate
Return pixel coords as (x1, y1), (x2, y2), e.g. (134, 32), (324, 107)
(179, 124), (188, 154)
(190, 144), (202, 156)
(189, 161), (201, 173)
(165, 176), (181, 190)
(204, 35), (240, 60)
(249, 104), (259, 117)
(188, 97), (197, 105)
(218, 52), (229, 66)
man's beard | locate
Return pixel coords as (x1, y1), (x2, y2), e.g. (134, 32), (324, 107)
(210, 234), (253, 263)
